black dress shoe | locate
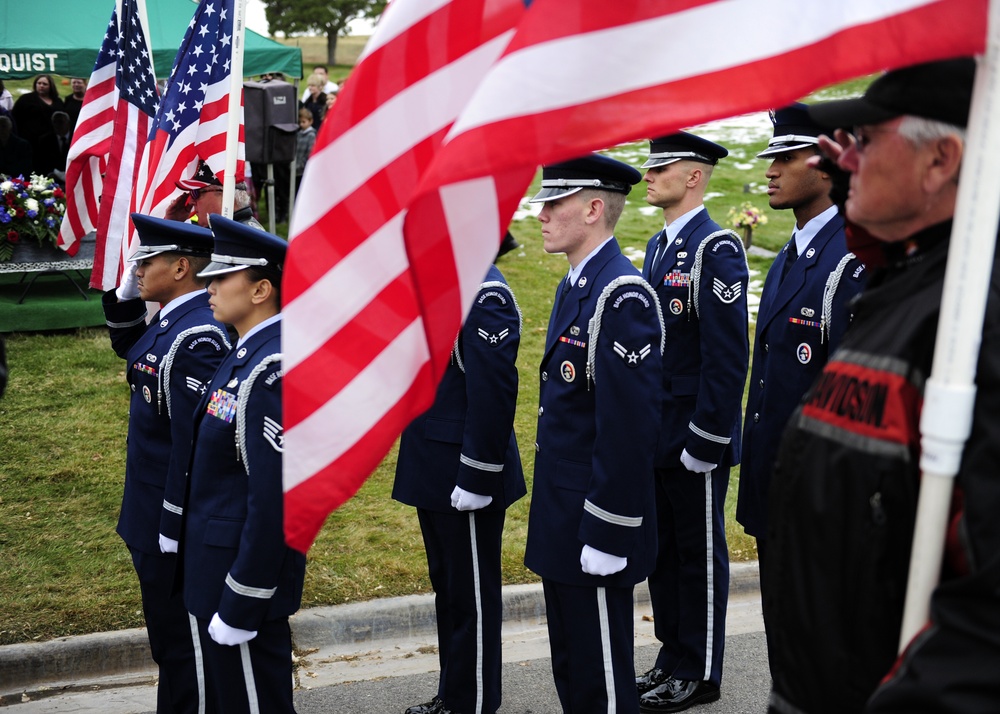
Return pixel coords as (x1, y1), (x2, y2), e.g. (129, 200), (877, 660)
(639, 678), (720, 712)
(404, 696), (444, 714)
(636, 667), (671, 694)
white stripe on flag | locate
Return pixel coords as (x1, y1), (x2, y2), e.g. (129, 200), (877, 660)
(449, 0), (942, 136)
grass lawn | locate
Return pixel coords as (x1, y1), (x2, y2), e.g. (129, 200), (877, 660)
(0, 71), (873, 645)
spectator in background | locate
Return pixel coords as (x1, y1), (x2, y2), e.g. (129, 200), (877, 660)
(0, 80), (12, 112)
(12, 74), (64, 169)
(295, 107), (316, 195)
(35, 111), (72, 182)
(64, 77), (87, 131)
(300, 65), (338, 102)
(300, 73), (327, 134)
(0, 116), (32, 178)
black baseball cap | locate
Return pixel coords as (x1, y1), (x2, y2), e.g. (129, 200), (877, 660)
(808, 57), (976, 129)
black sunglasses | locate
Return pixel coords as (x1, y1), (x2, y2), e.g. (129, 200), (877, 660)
(190, 187), (223, 200)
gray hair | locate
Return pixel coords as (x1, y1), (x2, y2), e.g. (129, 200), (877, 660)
(898, 115), (966, 147)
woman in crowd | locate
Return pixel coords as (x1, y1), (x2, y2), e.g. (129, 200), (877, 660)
(11, 74), (65, 168)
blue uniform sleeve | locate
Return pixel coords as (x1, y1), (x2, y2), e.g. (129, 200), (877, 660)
(159, 327), (229, 542)
(216, 358), (294, 630)
(578, 281), (663, 557)
(687, 234), (750, 463)
(454, 282), (521, 498)
(102, 290), (148, 360)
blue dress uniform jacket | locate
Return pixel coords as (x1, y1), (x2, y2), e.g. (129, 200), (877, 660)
(103, 291), (230, 554)
(181, 320), (305, 630)
(393, 264), (525, 511)
(737, 214), (866, 539)
(525, 239), (663, 588)
(641, 209), (749, 467)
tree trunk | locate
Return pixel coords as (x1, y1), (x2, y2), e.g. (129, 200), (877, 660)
(327, 31), (339, 65)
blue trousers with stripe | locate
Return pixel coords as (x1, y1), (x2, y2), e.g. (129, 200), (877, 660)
(542, 579), (638, 713)
(418, 508), (506, 714)
(129, 548), (201, 714)
(193, 615), (295, 714)
(647, 465), (730, 686)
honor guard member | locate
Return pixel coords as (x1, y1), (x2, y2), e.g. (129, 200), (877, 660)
(165, 160), (264, 230)
(635, 132), (749, 713)
(736, 103), (865, 667)
(393, 263), (526, 714)
(174, 216), (304, 713)
(525, 153), (664, 713)
(103, 214), (230, 714)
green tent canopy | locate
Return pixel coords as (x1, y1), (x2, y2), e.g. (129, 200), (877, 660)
(0, 0), (301, 80)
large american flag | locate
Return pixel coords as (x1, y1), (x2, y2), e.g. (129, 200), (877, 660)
(56, 6), (133, 259)
(128, 0), (245, 264)
(283, 0), (987, 553)
(88, 0), (160, 290)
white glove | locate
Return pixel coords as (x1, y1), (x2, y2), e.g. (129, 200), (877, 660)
(115, 261), (140, 301)
(158, 533), (178, 554)
(580, 545), (627, 576)
(680, 449), (717, 474)
(208, 612), (257, 646)
(450, 486), (493, 511)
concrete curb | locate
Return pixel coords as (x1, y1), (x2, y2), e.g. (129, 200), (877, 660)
(0, 562), (759, 698)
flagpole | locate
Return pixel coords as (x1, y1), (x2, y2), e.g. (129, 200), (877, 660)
(221, 0), (247, 219)
(899, 0), (1000, 650)
(134, 0), (156, 81)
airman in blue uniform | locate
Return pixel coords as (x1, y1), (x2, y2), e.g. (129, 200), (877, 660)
(103, 214), (230, 714)
(737, 103), (866, 559)
(635, 133), (749, 713)
(524, 153), (664, 713)
(170, 216), (304, 713)
(393, 263), (525, 714)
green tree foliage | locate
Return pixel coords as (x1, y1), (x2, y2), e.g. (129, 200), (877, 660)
(263, 0), (387, 65)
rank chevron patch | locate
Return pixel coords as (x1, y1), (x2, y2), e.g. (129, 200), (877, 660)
(712, 277), (742, 304)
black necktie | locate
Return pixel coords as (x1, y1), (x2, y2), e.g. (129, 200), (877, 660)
(780, 238), (798, 282)
(650, 230), (670, 279)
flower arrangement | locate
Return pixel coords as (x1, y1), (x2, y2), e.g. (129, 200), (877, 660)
(0, 174), (66, 262)
(728, 201), (768, 230)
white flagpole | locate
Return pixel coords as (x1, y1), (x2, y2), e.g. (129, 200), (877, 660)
(899, 0), (1000, 649)
(221, 0), (247, 219)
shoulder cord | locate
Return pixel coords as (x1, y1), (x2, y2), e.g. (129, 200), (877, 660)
(690, 229), (747, 320)
(586, 275), (665, 389)
(453, 280), (524, 374)
(235, 353), (282, 473)
(159, 325), (231, 417)
(821, 252), (857, 345)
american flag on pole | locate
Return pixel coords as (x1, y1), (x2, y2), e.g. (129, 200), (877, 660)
(56, 4), (132, 259)
(283, 0), (987, 553)
(87, 0), (159, 290)
(128, 0), (244, 263)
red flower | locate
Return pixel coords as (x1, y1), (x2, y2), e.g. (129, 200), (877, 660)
(7, 230), (19, 243)
(53, 187), (65, 199)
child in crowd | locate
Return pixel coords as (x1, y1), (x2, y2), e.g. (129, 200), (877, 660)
(295, 107), (316, 195)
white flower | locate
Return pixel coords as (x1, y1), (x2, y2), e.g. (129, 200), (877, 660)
(0, 181), (11, 193)
(25, 198), (39, 213)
